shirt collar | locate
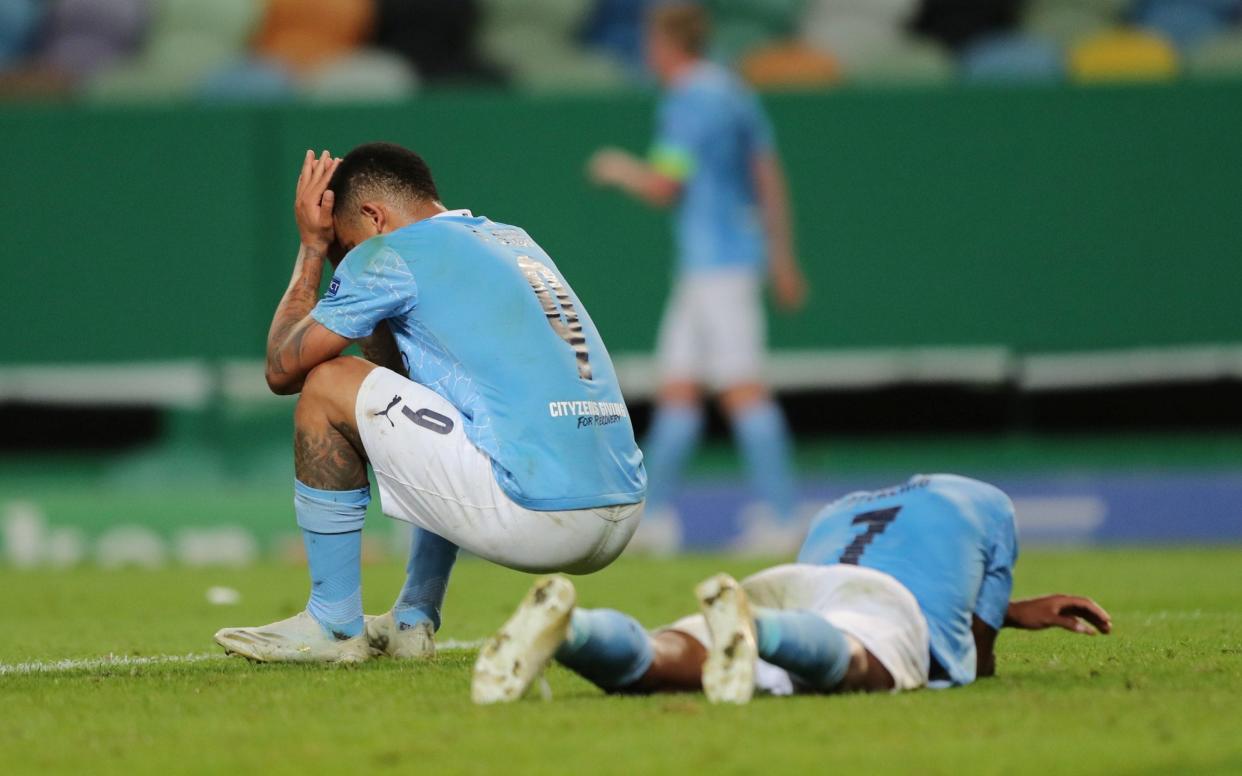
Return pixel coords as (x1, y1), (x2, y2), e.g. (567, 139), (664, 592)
(431, 209), (473, 219)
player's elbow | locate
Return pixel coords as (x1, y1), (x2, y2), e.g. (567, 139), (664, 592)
(265, 368), (301, 396)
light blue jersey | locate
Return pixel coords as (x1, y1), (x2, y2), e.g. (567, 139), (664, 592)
(651, 62), (774, 274)
(796, 474), (1019, 686)
(312, 211), (647, 512)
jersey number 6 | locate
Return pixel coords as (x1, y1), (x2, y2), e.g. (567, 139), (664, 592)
(517, 255), (593, 381)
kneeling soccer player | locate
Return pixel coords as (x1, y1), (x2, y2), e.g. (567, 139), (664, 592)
(215, 144), (646, 663)
(472, 474), (1111, 703)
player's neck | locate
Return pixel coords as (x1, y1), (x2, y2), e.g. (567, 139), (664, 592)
(386, 200), (448, 233)
(412, 200), (448, 223)
(664, 56), (701, 86)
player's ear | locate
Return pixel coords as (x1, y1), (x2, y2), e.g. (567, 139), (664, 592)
(360, 202), (384, 235)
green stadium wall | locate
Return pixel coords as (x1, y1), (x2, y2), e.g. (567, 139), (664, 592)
(6, 81), (1240, 365)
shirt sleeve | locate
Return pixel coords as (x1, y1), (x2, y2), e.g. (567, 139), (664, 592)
(974, 497), (1019, 630)
(311, 243), (416, 340)
(649, 92), (708, 182)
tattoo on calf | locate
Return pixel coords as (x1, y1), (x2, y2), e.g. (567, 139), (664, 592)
(294, 424), (369, 491)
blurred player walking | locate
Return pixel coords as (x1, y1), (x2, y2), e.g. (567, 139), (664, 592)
(588, 3), (807, 555)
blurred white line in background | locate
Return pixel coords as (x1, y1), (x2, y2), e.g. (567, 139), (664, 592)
(1012, 495), (1108, 544)
(4, 344), (1240, 407)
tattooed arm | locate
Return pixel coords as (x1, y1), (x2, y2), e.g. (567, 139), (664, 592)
(265, 150), (352, 395)
(264, 244), (351, 395)
(357, 320), (407, 376)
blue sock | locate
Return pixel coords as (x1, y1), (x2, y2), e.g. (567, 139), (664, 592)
(642, 403), (704, 509)
(730, 400), (797, 520)
(294, 480), (368, 639)
(754, 608), (851, 691)
(554, 608), (654, 690)
(393, 527), (459, 631)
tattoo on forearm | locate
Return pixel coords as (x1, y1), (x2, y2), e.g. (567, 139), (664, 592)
(267, 246), (326, 381)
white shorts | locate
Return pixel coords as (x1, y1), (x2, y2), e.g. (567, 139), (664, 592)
(665, 563), (930, 693)
(656, 269), (765, 389)
(355, 367), (643, 574)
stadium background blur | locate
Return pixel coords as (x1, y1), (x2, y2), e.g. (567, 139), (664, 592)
(2, 0), (1241, 568)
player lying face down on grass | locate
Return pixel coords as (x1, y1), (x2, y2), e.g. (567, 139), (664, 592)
(214, 143), (647, 663)
(471, 474), (1112, 704)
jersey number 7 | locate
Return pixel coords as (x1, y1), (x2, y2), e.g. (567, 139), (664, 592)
(840, 506), (901, 565)
(517, 255), (593, 381)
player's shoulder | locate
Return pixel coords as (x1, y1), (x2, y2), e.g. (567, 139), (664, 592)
(373, 212), (485, 257)
(666, 62), (743, 107)
(338, 233), (403, 276)
(921, 474), (1016, 527)
(405, 211), (484, 238)
(817, 473), (1011, 514)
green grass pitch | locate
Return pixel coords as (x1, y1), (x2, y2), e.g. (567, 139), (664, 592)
(2, 547), (1240, 775)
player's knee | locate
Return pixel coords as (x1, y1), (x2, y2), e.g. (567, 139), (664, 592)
(659, 381), (701, 405)
(719, 383), (768, 415)
(302, 357), (367, 398)
(299, 357), (374, 419)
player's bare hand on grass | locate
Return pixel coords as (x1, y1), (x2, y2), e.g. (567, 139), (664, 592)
(295, 149), (341, 252)
(1005, 595), (1112, 635)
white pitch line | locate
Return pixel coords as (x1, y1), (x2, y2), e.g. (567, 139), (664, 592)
(0, 639), (486, 676)
(0, 652), (226, 676)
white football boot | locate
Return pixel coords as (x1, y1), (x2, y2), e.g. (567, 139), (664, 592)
(696, 573), (758, 704)
(364, 610), (436, 660)
(471, 575), (576, 705)
(214, 611), (370, 664)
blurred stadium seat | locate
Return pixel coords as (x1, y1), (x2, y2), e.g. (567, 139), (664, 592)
(1069, 27), (1180, 81)
(841, 37), (955, 84)
(153, 0), (262, 48)
(40, 0), (149, 81)
(1134, 0), (1232, 50)
(479, 0), (627, 90)
(196, 58), (296, 103)
(1023, 0), (1115, 47)
(0, 0), (41, 69)
(254, 0), (376, 74)
(86, 28), (240, 100)
(961, 33), (1064, 83)
(302, 47), (419, 102)
(1188, 28), (1242, 74)
(739, 42), (840, 89)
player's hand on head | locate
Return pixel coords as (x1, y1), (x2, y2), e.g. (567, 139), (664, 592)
(1007, 594), (1112, 635)
(294, 149), (341, 253)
